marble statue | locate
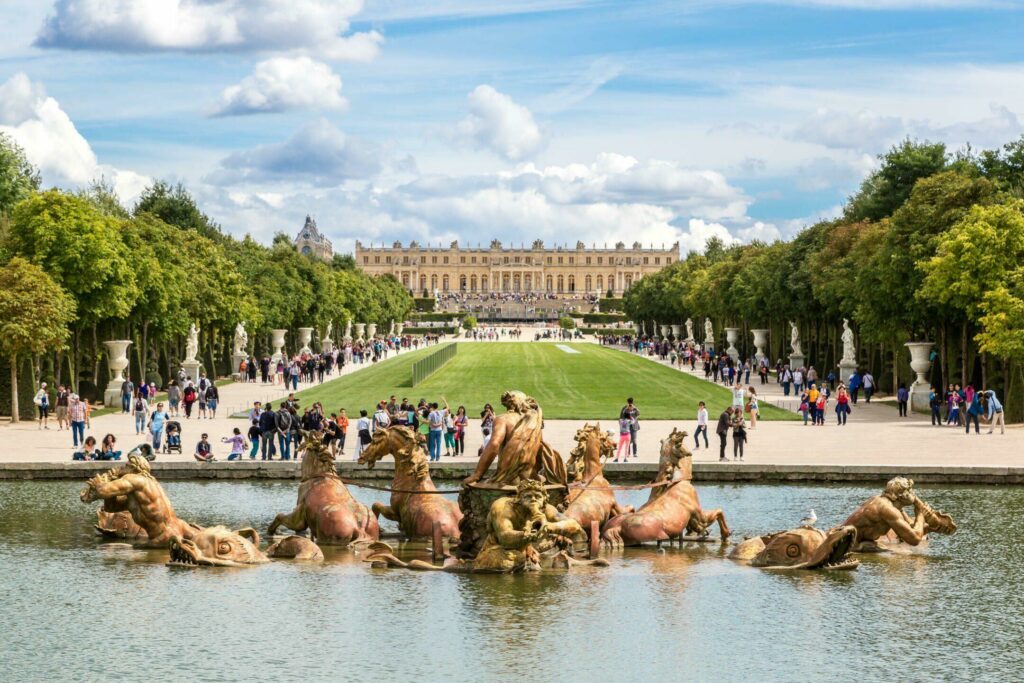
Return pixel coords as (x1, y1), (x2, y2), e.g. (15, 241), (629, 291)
(685, 318), (694, 341)
(233, 322), (248, 356)
(704, 317), (714, 344)
(185, 323), (199, 362)
(343, 318), (352, 342)
(324, 321), (333, 342)
(789, 320), (802, 356)
(841, 318), (856, 364)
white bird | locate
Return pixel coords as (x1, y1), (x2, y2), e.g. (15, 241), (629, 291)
(800, 509), (817, 527)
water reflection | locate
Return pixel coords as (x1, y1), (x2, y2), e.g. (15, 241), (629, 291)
(0, 480), (1021, 681)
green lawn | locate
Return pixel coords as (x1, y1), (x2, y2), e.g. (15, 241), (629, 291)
(291, 343), (796, 421)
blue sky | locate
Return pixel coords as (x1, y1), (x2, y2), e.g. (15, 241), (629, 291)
(2, 0), (1023, 254)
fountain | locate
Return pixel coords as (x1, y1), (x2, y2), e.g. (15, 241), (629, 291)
(905, 342), (934, 411)
(102, 340), (132, 407)
(297, 327), (313, 355)
(270, 329), (287, 363)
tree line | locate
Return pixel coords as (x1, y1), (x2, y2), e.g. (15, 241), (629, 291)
(0, 133), (412, 420)
(623, 137), (1024, 421)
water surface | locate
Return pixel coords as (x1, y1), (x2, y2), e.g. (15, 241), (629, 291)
(0, 480), (1020, 681)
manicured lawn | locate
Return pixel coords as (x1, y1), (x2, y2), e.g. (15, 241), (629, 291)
(291, 342), (796, 421)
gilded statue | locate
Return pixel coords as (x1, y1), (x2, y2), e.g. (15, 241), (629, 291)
(463, 390), (567, 487)
(563, 424), (633, 536)
(80, 454), (199, 547)
(842, 477), (956, 552)
(358, 425), (463, 540)
(168, 527), (323, 567)
(729, 525), (859, 570)
(365, 479), (608, 573)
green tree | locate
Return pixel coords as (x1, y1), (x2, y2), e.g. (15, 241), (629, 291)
(559, 315), (575, 330)
(134, 181), (223, 241)
(0, 258), (75, 421)
(846, 139), (948, 221)
(0, 133), (41, 218)
(462, 315), (478, 330)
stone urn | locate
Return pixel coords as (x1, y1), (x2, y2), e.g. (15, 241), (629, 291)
(396, 323), (404, 335)
(905, 342), (934, 411)
(103, 340), (133, 407)
(633, 322), (641, 335)
(270, 329), (287, 363)
(298, 327), (314, 355)
(355, 323), (366, 341)
(660, 325), (670, 339)
(751, 329), (768, 363)
(367, 323), (378, 339)
(725, 327), (740, 358)
(671, 324), (682, 339)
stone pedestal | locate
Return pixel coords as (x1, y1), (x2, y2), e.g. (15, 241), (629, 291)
(103, 340), (132, 407)
(232, 352), (247, 380)
(297, 327), (313, 355)
(725, 327), (739, 358)
(906, 342), (934, 411)
(181, 359), (201, 385)
(659, 325), (670, 339)
(367, 323), (378, 339)
(788, 353), (805, 371)
(751, 329), (768, 364)
(355, 323), (366, 341)
(270, 329), (287, 363)
(322, 339), (334, 355)
(838, 359), (858, 384)
(671, 324), (682, 339)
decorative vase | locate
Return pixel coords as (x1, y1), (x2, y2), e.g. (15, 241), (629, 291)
(751, 329), (768, 363)
(671, 324), (682, 339)
(367, 323), (378, 339)
(298, 327), (313, 354)
(905, 341), (934, 412)
(271, 329), (287, 362)
(725, 327), (740, 358)
(355, 323), (366, 341)
(103, 340), (132, 407)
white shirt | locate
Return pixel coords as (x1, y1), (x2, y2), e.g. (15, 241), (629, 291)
(356, 416), (372, 433)
(697, 407), (708, 426)
(732, 387), (745, 407)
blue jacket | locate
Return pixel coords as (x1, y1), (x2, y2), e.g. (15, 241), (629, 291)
(987, 392), (1003, 418)
(848, 373), (861, 390)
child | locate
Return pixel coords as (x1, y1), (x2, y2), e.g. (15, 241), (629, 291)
(614, 416), (631, 462)
(223, 428), (248, 461)
(247, 419), (261, 459)
(798, 391), (810, 425)
(194, 433), (215, 462)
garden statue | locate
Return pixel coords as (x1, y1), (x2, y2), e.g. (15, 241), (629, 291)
(80, 454), (199, 547)
(169, 527), (268, 567)
(789, 320), (802, 356)
(463, 390), (567, 487)
(185, 323), (199, 362)
(233, 321), (248, 356)
(841, 318), (856, 364)
(704, 317), (714, 344)
(685, 318), (694, 342)
(729, 525), (859, 570)
(842, 477), (956, 552)
(267, 432), (380, 546)
(323, 321), (333, 343)
(94, 509), (146, 540)
(358, 425), (463, 540)
(343, 318), (352, 342)
(365, 479), (608, 573)
(563, 424), (634, 537)
(602, 429), (730, 547)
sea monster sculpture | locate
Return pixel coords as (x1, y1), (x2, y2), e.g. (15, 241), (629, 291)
(167, 528), (324, 567)
(601, 428), (730, 547)
(365, 479), (609, 573)
(267, 432), (380, 546)
(842, 477), (956, 552)
(80, 453), (200, 547)
(729, 525), (860, 570)
(358, 425), (463, 540)
(563, 423), (634, 536)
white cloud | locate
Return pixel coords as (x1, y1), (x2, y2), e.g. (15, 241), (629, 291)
(792, 108), (905, 150)
(453, 85), (545, 161)
(205, 119), (391, 186)
(210, 57), (347, 117)
(35, 0), (382, 61)
(0, 73), (149, 202)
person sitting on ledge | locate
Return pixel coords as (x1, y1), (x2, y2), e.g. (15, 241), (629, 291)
(73, 436), (99, 461)
(97, 434), (121, 461)
(194, 433), (215, 462)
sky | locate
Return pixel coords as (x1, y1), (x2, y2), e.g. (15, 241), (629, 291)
(1, 0), (1023, 256)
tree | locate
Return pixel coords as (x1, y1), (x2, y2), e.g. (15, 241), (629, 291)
(462, 315), (477, 330)
(559, 315), (576, 330)
(134, 181), (223, 241)
(0, 133), (41, 218)
(0, 258), (75, 421)
(846, 139), (948, 221)
(331, 253), (356, 271)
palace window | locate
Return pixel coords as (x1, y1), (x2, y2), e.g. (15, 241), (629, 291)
(586, 256), (591, 265)
(655, 257), (660, 265)
(504, 256), (510, 264)
(443, 256), (449, 264)
(471, 256), (477, 264)
(568, 275), (575, 292)
(569, 256), (574, 264)
(363, 256), (369, 264)
(643, 257), (649, 265)
(386, 256), (392, 264)
(483, 257), (488, 264)
(666, 257), (672, 264)
(558, 256), (563, 264)
(375, 256), (380, 264)
(547, 257), (552, 265)
(461, 256), (466, 264)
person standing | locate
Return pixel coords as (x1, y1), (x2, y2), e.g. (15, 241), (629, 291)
(835, 385), (851, 425)
(929, 387), (942, 426)
(453, 406), (468, 456)
(120, 377), (134, 414)
(731, 410), (746, 460)
(746, 387), (759, 429)
(716, 407), (732, 462)
(896, 383), (909, 417)
(615, 415), (632, 463)
(55, 385), (70, 431)
(247, 418), (261, 459)
(427, 402), (445, 462)
(68, 394), (87, 448)
(848, 371), (861, 404)
(33, 382), (50, 430)
(205, 383), (219, 418)
(275, 406), (295, 461)
(862, 371), (875, 403)
(694, 401), (709, 449)
(259, 403), (277, 460)
(148, 402), (169, 451)
(620, 398), (640, 458)
(337, 408), (349, 455)
(167, 380), (181, 417)
(480, 403), (495, 452)
(355, 409), (373, 461)
(985, 390), (1005, 434)
(965, 391), (982, 435)
(132, 390), (149, 434)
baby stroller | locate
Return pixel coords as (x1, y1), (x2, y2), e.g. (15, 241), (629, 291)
(164, 421), (182, 454)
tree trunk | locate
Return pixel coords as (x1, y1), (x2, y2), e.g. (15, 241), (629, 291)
(55, 350), (63, 388)
(939, 322), (947, 390)
(71, 326), (81, 394)
(91, 323), (100, 386)
(961, 319), (968, 386)
(10, 354), (19, 423)
(207, 324), (218, 380)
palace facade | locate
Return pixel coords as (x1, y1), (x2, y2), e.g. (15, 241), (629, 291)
(355, 239), (679, 296)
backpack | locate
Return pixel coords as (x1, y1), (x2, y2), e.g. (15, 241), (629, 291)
(135, 398), (144, 412)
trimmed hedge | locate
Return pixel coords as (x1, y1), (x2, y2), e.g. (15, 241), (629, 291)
(404, 326), (457, 335)
(581, 327), (634, 335)
(413, 297), (436, 312)
(599, 298), (625, 312)
(582, 312), (628, 324)
(410, 312), (456, 323)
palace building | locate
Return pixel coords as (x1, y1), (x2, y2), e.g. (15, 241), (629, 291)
(294, 215), (333, 261)
(355, 239), (679, 296)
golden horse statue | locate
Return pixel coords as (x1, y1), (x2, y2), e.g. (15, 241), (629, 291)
(563, 423), (633, 536)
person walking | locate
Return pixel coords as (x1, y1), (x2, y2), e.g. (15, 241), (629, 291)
(33, 383), (50, 429)
(896, 383), (909, 417)
(275, 406), (295, 460)
(120, 378), (134, 414)
(132, 390), (149, 435)
(55, 385), (70, 431)
(620, 398), (640, 458)
(716, 407), (732, 462)
(814, 388), (827, 426)
(205, 383), (219, 418)
(182, 383), (197, 419)
(848, 371), (861, 404)
(780, 365), (793, 396)
(148, 402), (169, 451)
(615, 415), (632, 462)
(694, 401), (709, 449)
(862, 371), (875, 403)
(835, 385), (851, 425)
(985, 390), (1005, 434)
(167, 380), (181, 417)
(259, 403), (277, 460)
(68, 394), (87, 448)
